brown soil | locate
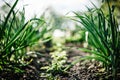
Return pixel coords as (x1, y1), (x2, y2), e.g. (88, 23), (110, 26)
(0, 43), (120, 80)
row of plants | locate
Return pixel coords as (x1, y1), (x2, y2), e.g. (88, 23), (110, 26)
(0, 0), (120, 79)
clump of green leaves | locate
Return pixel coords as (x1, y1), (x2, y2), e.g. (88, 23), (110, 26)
(67, 0), (120, 79)
(41, 49), (67, 77)
(0, 0), (47, 72)
(48, 50), (67, 74)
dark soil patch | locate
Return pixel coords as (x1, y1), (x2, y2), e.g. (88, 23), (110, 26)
(0, 43), (120, 80)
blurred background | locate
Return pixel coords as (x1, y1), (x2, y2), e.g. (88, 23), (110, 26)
(0, 0), (100, 20)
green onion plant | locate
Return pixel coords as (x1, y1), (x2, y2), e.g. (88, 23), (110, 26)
(0, 0), (47, 72)
(65, 1), (120, 79)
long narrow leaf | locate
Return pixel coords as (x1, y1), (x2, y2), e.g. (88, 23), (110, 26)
(3, 0), (18, 28)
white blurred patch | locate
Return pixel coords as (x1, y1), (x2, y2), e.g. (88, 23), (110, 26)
(53, 29), (65, 37)
(18, 0), (99, 20)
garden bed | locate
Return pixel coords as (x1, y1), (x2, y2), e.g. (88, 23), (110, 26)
(1, 44), (120, 80)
